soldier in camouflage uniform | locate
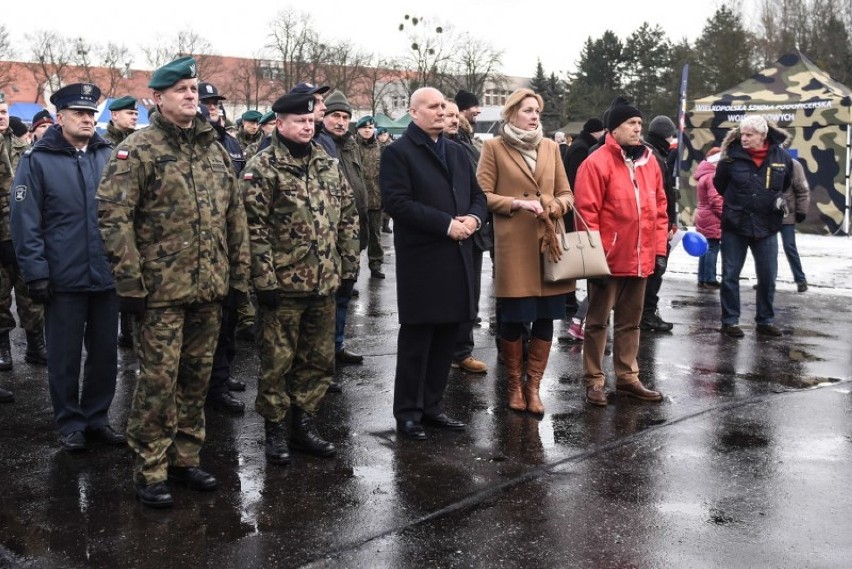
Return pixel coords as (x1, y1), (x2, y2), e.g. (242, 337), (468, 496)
(236, 110), (262, 150)
(103, 95), (140, 349)
(241, 92), (359, 465)
(0, 92), (47, 371)
(354, 115), (385, 279)
(96, 57), (250, 509)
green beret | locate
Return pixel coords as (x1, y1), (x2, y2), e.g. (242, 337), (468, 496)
(109, 96), (137, 112)
(356, 115), (375, 129)
(148, 56), (198, 90)
(259, 111), (276, 125)
(242, 110), (263, 122)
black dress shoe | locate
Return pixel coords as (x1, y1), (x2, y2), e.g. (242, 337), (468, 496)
(60, 431), (88, 452)
(226, 376), (247, 392)
(0, 386), (13, 403)
(335, 349), (364, 364)
(206, 391), (245, 414)
(326, 380), (342, 393)
(370, 269), (386, 279)
(396, 419), (426, 440)
(167, 466), (218, 491)
(135, 482), (174, 509)
(756, 323), (783, 337)
(422, 413), (466, 431)
(87, 425), (127, 445)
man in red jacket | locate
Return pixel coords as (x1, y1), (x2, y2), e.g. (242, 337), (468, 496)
(574, 99), (669, 407)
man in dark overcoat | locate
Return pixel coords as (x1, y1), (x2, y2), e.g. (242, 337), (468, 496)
(379, 87), (487, 440)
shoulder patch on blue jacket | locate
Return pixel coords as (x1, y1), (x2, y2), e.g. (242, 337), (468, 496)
(14, 186), (27, 202)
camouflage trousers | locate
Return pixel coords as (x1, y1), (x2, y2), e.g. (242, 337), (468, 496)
(256, 294), (334, 422)
(127, 302), (222, 485)
(366, 209), (384, 271)
(236, 287), (256, 331)
(0, 263), (44, 334)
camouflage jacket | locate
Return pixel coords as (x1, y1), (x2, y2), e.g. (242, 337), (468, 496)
(318, 131), (368, 215)
(355, 135), (382, 210)
(0, 131), (29, 241)
(237, 129), (261, 151)
(241, 134), (360, 297)
(104, 122), (134, 146)
(96, 112), (250, 307)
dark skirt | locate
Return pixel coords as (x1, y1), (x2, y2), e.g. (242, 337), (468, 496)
(499, 295), (566, 323)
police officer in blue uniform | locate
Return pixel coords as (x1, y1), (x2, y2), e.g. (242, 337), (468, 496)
(10, 83), (124, 451)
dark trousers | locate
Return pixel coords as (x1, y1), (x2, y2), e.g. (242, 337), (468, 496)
(394, 322), (460, 422)
(45, 290), (118, 435)
(209, 303), (237, 397)
(780, 224), (806, 283)
(453, 245), (484, 360)
(642, 244), (670, 317)
(720, 231), (778, 325)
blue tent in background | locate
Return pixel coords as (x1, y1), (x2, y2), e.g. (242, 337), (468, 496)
(9, 102), (47, 125)
(97, 98), (151, 129)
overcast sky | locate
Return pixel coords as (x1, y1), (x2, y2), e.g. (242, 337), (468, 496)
(4, 0), (746, 77)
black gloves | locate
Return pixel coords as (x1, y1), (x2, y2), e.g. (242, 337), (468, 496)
(222, 287), (245, 310)
(795, 212), (807, 223)
(655, 255), (667, 275)
(0, 241), (16, 267)
(118, 296), (147, 316)
(337, 278), (356, 298)
(256, 289), (281, 309)
(28, 279), (53, 304)
(588, 276), (610, 289)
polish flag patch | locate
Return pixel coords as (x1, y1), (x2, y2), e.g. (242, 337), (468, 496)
(116, 149), (129, 160)
(243, 172), (254, 180)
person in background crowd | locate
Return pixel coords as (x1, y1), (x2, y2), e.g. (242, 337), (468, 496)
(0, 93), (47, 371)
(558, 117), (606, 344)
(574, 97), (667, 407)
(354, 115), (386, 280)
(640, 115), (679, 333)
(780, 154), (810, 292)
(244, 110), (276, 161)
(443, 99), (489, 375)
(694, 147), (723, 288)
(381, 87), (486, 440)
(242, 92), (359, 464)
(478, 88), (574, 415)
(11, 83), (123, 451)
(97, 57), (250, 509)
(237, 110), (263, 150)
(316, 90), (366, 368)
(454, 90), (482, 150)
(714, 115), (792, 338)
(30, 110), (54, 144)
(103, 96), (138, 146)
(198, 81), (250, 413)
(376, 127), (394, 233)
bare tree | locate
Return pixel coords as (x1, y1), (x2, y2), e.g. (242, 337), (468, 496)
(223, 55), (279, 112)
(0, 25), (15, 94)
(397, 14), (455, 95)
(319, 41), (373, 97)
(356, 56), (408, 116)
(141, 29), (219, 80)
(448, 34), (506, 99)
(23, 30), (76, 102)
(70, 36), (99, 83)
(99, 42), (134, 98)
(263, 9), (323, 91)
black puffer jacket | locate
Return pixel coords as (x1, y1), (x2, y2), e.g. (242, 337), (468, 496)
(714, 124), (792, 238)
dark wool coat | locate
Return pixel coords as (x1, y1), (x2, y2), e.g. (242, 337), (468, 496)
(380, 122), (487, 324)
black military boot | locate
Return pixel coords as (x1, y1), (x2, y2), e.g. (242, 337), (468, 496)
(290, 407), (336, 458)
(0, 386), (13, 403)
(264, 420), (291, 465)
(118, 314), (134, 348)
(24, 329), (48, 365)
(0, 332), (11, 371)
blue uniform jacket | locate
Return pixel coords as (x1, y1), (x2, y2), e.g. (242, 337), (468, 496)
(10, 125), (115, 292)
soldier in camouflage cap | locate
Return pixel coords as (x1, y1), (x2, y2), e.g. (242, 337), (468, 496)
(96, 56), (250, 509)
(0, 93), (47, 372)
(241, 92), (359, 465)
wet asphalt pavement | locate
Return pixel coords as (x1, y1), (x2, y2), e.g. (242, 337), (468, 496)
(1, 235), (851, 569)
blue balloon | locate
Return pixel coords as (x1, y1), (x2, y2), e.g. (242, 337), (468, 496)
(682, 231), (709, 257)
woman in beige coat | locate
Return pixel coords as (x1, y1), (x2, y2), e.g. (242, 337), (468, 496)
(477, 88), (575, 415)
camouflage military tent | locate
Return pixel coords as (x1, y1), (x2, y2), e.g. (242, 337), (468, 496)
(683, 50), (852, 235)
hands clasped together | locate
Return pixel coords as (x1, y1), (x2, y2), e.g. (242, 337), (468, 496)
(449, 215), (479, 241)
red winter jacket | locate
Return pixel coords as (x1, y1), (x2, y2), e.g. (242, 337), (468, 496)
(574, 133), (669, 278)
(693, 159), (723, 240)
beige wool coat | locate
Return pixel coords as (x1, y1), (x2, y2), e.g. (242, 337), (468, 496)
(477, 136), (575, 298)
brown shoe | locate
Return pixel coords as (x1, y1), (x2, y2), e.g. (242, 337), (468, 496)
(585, 386), (608, 406)
(616, 381), (662, 402)
(451, 356), (488, 374)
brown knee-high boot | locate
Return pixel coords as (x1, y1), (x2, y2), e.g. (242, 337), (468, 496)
(524, 337), (551, 415)
(500, 338), (526, 411)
